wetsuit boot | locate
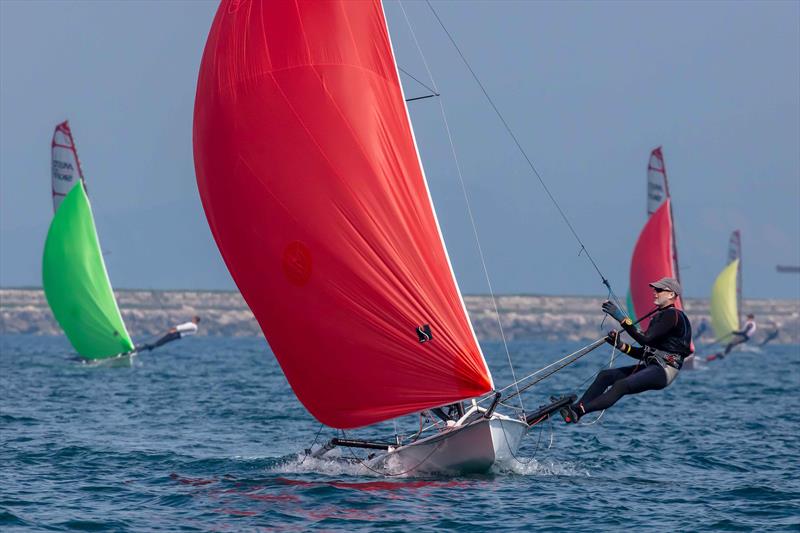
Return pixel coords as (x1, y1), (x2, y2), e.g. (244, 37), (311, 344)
(559, 405), (578, 423)
(558, 400), (584, 424)
(526, 395), (577, 426)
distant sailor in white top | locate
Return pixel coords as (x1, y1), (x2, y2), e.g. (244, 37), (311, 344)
(139, 316), (201, 352)
(710, 313), (756, 360)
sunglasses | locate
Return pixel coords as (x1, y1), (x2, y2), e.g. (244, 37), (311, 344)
(653, 287), (671, 293)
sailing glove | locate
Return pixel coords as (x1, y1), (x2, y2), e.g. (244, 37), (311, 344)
(601, 301), (626, 323)
(605, 330), (631, 354)
(605, 330), (621, 347)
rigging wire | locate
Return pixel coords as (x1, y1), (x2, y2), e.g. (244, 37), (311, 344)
(503, 338), (606, 404)
(497, 336), (606, 399)
(579, 341), (619, 425)
(339, 429), (445, 477)
(300, 423), (326, 464)
(424, 0), (626, 313)
(398, 66), (439, 98)
(398, 0), (525, 413)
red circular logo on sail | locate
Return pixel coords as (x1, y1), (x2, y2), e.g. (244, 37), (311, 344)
(282, 241), (312, 286)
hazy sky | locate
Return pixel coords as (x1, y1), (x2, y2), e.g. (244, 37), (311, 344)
(1, 1), (798, 300)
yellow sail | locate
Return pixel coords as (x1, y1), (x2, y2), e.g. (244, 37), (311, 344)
(711, 258), (740, 342)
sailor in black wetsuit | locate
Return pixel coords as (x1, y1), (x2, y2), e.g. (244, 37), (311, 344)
(560, 277), (692, 423)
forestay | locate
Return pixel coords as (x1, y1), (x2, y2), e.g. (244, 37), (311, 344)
(193, 0), (493, 429)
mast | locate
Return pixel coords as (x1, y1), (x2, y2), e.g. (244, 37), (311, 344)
(51, 120), (86, 212)
(728, 230), (742, 326)
(631, 147), (683, 325)
(653, 147), (681, 284)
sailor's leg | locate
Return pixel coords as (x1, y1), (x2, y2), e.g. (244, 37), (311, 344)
(760, 331), (778, 347)
(724, 336), (746, 355)
(577, 366), (638, 407)
(150, 331), (181, 350)
(581, 364), (667, 414)
(723, 342), (734, 355)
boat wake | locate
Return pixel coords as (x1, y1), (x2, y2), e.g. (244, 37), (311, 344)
(266, 452), (385, 478)
(266, 451), (590, 479)
(492, 457), (590, 477)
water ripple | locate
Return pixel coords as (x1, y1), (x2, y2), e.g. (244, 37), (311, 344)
(1, 335), (798, 531)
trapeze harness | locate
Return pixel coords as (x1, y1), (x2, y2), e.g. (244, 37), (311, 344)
(619, 306), (693, 386)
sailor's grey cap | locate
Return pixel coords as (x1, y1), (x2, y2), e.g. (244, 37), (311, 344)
(649, 277), (682, 296)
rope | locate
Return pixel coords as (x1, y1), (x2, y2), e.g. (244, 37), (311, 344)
(499, 337), (606, 404)
(496, 339), (601, 395)
(300, 423), (326, 464)
(502, 419), (542, 467)
(424, 0), (626, 312)
(398, 66), (439, 98)
(399, 0), (524, 412)
(340, 429), (445, 477)
(579, 342), (618, 425)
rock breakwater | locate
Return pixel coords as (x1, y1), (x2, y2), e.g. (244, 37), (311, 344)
(1, 289), (797, 344)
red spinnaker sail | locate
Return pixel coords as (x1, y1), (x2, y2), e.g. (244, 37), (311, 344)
(193, 0), (492, 429)
(629, 200), (684, 329)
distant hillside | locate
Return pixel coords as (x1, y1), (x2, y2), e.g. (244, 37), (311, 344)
(1, 289), (798, 344)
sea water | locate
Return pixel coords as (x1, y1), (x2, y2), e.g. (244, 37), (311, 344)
(1, 335), (798, 531)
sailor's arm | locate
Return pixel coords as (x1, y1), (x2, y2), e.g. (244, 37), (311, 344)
(606, 331), (645, 360)
(619, 309), (679, 347)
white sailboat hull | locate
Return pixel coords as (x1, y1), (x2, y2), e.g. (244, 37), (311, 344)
(81, 351), (137, 367)
(371, 414), (528, 476)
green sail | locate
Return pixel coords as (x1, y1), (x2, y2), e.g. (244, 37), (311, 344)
(42, 183), (134, 359)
